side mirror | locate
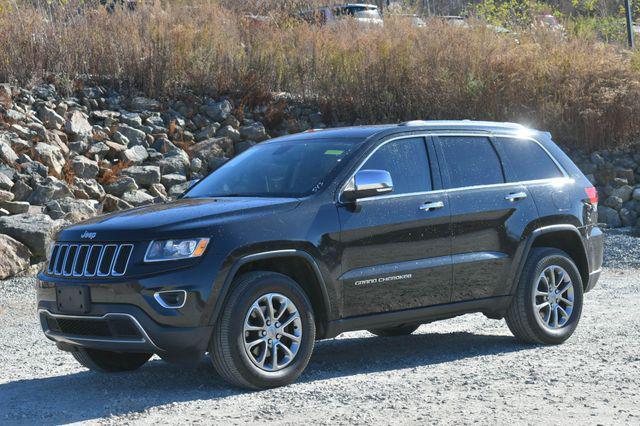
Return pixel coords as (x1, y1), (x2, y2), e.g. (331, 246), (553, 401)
(342, 169), (393, 201)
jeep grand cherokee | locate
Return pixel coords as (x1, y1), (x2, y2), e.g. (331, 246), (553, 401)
(37, 121), (603, 389)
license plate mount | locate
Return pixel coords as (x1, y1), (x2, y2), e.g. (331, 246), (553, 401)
(56, 286), (91, 314)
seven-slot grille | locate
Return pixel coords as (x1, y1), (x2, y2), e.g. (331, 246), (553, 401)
(47, 243), (134, 277)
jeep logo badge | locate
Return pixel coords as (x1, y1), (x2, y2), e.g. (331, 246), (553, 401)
(81, 231), (97, 240)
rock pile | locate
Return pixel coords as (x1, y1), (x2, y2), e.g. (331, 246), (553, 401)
(0, 83), (307, 278)
(571, 151), (640, 228)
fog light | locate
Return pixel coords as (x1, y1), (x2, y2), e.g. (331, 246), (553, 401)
(154, 290), (187, 309)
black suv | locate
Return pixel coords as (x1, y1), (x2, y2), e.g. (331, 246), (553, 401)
(37, 121), (603, 389)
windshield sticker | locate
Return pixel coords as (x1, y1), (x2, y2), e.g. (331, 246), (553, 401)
(324, 149), (344, 156)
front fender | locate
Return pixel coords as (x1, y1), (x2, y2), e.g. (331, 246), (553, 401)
(203, 247), (336, 331)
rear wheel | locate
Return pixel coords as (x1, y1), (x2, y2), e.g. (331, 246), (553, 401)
(368, 324), (419, 337)
(72, 348), (152, 372)
(505, 247), (583, 345)
(210, 272), (316, 389)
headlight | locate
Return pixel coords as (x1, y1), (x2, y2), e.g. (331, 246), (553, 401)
(144, 238), (210, 262)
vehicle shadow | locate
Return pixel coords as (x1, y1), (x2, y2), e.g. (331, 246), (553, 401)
(0, 331), (533, 424)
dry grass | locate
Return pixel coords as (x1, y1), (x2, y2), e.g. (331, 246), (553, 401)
(1, 1), (640, 150)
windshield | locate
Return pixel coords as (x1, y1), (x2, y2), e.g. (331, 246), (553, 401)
(338, 7), (381, 19)
(184, 138), (359, 198)
(353, 9), (381, 19)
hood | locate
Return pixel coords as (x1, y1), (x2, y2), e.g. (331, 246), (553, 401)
(58, 197), (300, 242)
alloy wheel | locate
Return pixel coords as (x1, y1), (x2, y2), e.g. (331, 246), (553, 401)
(532, 265), (575, 330)
(242, 293), (302, 372)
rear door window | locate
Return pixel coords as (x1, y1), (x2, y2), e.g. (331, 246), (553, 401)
(438, 136), (504, 188)
(493, 137), (564, 182)
(361, 137), (432, 194)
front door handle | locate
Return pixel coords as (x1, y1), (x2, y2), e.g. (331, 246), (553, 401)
(419, 201), (444, 211)
(505, 192), (527, 202)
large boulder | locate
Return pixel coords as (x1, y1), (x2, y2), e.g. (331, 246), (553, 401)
(40, 107), (65, 130)
(71, 155), (99, 179)
(598, 206), (622, 228)
(130, 96), (161, 112)
(619, 208), (638, 227)
(239, 122), (267, 141)
(0, 140), (18, 164)
(158, 150), (189, 175)
(0, 213), (66, 260)
(216, 125), (240, 142)
(34, 142), (65, 176)
(45, 197), (98, 221)
(11, 180), (32, 201)
(611, 185), (634, 202)
(72, 178), (106, 200)
(103, 176), (138, 197)
(0, 235), (31, 279)
(0, 172), (13, 190)
(28, 177), (73, 205)
(0, 190), (14, 202)
(202, 99), (232, 122)
(120, 112), (143, 127)
(161, 173), (187, 188)
(121, 145), (149, 164)
(190, 137), (226, 161)
(195, 123), (221, 141)
(604, 196), (623, 211)
(87, 141), (111, 159)
(121, 165), (161, 186)
(0, 200), (29, 214)
(122, 190), (155, 207)
(102, 194), (133, 212)
(64, 111), (93, 137)
(117, 124), (147, 147)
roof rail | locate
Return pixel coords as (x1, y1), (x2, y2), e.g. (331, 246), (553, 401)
(399, 120), (431, 126)
(398, 120), (527, 129)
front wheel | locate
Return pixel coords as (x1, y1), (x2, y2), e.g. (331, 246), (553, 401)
(210, 272), (316, 389)
(72, 348), (152, 372)
(505, 248), (584, 345)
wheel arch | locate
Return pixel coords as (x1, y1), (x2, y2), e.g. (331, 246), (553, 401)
(511, 225), (589, 294)
(210, 250), (333, 339)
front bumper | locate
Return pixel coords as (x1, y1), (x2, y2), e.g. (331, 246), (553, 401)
(36, 253), (227, 362)
(38, 303), (213, 362)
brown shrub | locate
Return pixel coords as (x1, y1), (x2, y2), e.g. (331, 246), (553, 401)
(98, 160), (132, 185)
(0, 2), (639, 150)
(61, 159), (75, 186)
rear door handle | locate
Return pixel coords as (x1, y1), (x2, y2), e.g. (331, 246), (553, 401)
(419, 201), (444, 211)
(505, 192), (527, 202)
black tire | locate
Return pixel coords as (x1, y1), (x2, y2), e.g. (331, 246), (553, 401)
(71, 348), (152, 372)
(210, 271), (316, 389)
(505, 247), (584, 345)
(368, 324), (419, 337)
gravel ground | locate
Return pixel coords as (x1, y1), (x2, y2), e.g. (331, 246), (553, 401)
(1, 231), (639, 425)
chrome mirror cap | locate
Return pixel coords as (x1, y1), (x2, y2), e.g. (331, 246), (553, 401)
(343, 169), (393, 201)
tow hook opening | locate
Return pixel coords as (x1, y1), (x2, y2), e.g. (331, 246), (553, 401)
(154, 290), (187, 309)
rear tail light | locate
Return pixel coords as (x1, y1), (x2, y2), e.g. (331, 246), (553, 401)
(585, 186), (598, 206)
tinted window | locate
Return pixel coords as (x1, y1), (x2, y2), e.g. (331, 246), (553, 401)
(493, 137), (563, 182)
(185, 138), (360, 198)
(361, 137), (431, 194)
(439, 136), (504, 188)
